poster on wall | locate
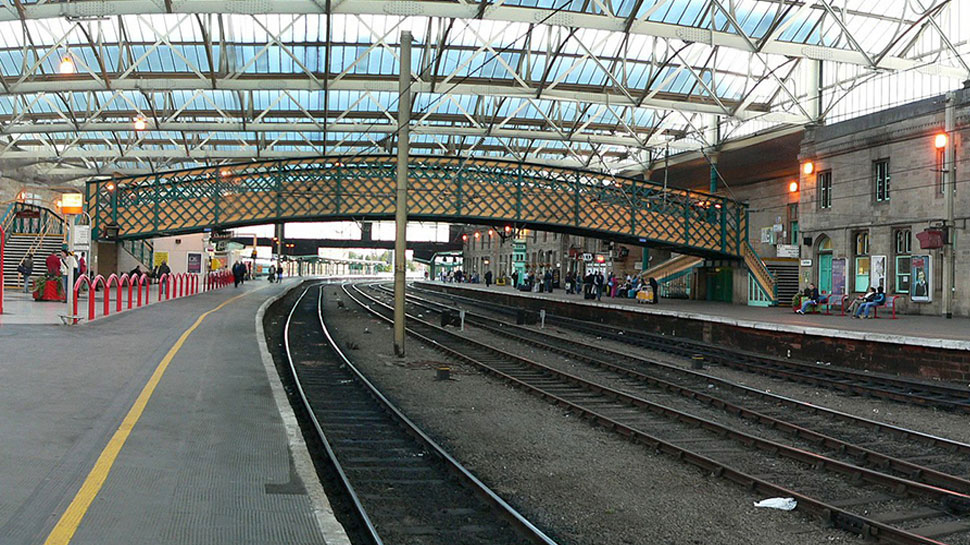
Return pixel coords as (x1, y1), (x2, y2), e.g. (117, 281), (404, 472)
(911, 255), (932, 302)
(870, 255), (887, 290)
(187, 252), (203, 274)
(153, 251), (169, 268)
(831, 258), (846, 296)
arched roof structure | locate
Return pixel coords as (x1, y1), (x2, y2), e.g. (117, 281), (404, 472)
(0, 0), (966, 184)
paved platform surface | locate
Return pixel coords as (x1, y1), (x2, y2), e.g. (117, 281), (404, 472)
(0, 278), (333, 545)
(419, 282), (970, 350)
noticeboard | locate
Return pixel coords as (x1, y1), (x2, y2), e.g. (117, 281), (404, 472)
(911, 255), (931, 302)
(187, 252), (203, 274)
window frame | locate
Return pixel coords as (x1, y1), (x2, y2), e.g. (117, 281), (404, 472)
(854, 231), (870, 292)
(817, 170), (832, 209)
(874, 159), (890, 202)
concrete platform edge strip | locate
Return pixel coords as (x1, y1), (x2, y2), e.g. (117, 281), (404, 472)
(255, 282), (352, 545)
(419, 283), (970, 352)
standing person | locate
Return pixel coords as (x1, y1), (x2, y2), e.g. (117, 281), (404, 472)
(157, 260), (172, 297)
(649, 276), (659, 304)
(46, 250), (61, 276)
(583, 271), (594, 299)
(18, 254), (34, 293)
(543, 269), (553, 293)
(594, 271), (604, 301)
(276, 263), (283, 283)
(267, 264), (276, 283)
(484, 270), (493, 287)
(59, 250), (77, 297)
(232, 261), (243, 288)
(77, 252), (88, 292)
(511, 270), (519, 289)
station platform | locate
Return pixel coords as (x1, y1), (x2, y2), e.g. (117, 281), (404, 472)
(416, 281), (970, 382)
(1, 283), (201, 326)
(0, 278), (344, 545)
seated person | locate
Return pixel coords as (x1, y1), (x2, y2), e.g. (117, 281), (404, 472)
(855, 286), (886, 319)
(795, 283), (827, 314)
(845, 287), (875, 316)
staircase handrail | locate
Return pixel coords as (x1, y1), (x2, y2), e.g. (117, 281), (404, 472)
(24, 213), (62, 260)
(121, 238), (154, 269)
(643, 254), (704, 281)
(742, 241), (776, 300)
(0, 201), (15, 238)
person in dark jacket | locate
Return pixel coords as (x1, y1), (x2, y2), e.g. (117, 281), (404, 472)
(795, 283), (826, 314)
(484, 270), (493, 287)
(648, 276), (659, 304)
(18, 254), (34, 293)
(232, 261), (244, 288)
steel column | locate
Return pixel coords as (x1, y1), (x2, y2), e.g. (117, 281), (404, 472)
(393, 31), (412, 357)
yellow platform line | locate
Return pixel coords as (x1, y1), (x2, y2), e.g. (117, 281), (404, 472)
(43, 290), (252, 545)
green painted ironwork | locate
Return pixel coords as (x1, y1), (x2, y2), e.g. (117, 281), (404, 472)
(87, 155), (749, 259)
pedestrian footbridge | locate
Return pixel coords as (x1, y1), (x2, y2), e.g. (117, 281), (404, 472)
(85, 155), (775, 300)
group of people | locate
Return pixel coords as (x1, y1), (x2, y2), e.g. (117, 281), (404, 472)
(795, 283), (886, 319)
(16, 250), (87, 296)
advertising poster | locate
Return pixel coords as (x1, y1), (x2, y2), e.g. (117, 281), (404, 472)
(831, 258), (846, 296)
(187, 252), (203, 274)
(153, 251), (169, 268)
(911, 255), (932, 302)
(870, 255), (887, 290)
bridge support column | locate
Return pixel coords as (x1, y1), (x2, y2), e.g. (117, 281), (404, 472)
(393, 31), (412, 357)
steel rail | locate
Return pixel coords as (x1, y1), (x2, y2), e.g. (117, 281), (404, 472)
(348, 282), (961, 545)
(286, 282), (561, 545)
(381, 285), (970, 496)
(283, 284), (383, 545)
(413, 284), (970, 411)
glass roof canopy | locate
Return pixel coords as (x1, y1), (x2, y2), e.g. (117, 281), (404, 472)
(0, 0), (966, 184)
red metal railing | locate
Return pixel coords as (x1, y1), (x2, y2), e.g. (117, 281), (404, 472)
(0, 224), (4, 315)
(71, 269), (217, 323)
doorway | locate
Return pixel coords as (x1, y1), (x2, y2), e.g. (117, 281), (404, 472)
(817, 236), (832, 295)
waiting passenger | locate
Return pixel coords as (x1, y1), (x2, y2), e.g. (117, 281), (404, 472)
(18, 254), (33, 293)
(795, 283), (827, 314)
(845, 287), (876, 316)
(855, 286), (886, 319)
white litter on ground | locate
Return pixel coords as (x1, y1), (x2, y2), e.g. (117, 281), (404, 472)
(754, 497), (797, 511)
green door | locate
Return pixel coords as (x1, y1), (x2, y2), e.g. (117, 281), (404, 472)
(818, 253), (832, 295)
(707, 268), (733, 302)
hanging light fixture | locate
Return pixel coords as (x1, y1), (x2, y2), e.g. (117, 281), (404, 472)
(58, 55), (75, 74)
(133, 117), (147, 131)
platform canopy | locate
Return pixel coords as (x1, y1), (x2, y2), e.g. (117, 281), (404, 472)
(0, 0), (967, 184)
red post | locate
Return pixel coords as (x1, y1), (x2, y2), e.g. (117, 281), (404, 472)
(0, 224), (4, 315)
(136, 274), (148, 307)
(92, 275), (106, 320)
(106, 274), (119, 315)
(72, 276), (92, 324)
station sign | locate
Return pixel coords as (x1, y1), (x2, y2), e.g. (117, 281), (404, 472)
(62, 193), (83, 215)
(582, 252), (593, 262)
(71, 225), (91, 251)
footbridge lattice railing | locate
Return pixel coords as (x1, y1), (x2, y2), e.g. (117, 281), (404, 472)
(87, 155), (750, 259)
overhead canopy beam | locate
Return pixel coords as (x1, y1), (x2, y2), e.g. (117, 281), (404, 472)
(0, 78), (798, 122)
(1, 0), (963, 78)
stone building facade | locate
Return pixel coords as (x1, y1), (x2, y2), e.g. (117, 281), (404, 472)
(798, 88), (970, 316)
(459, 226), (647, 283)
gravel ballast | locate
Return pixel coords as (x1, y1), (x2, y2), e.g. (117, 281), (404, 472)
(319, 285), (851, 545)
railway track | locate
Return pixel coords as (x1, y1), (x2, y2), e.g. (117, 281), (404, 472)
(409, 284), (970, 413)
(377, 284), (970, 495)
(281, 282), (559, 545)
(349, 282), (970, 545)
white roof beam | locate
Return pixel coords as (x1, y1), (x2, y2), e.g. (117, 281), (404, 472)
(3, 0), (964, 78)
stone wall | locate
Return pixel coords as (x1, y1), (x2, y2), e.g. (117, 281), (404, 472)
(799, 88), (970, 316)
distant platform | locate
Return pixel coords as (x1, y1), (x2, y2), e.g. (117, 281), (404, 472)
(416, 282), (970, 382)
(0, 278), (344, 545)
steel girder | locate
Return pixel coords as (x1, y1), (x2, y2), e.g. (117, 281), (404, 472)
(0, 1), (965, 181)
(86, 154), (749, 259)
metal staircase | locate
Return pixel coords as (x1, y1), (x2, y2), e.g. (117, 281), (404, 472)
(742, 242), (777, 306)
(1, 203), (66, 288)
